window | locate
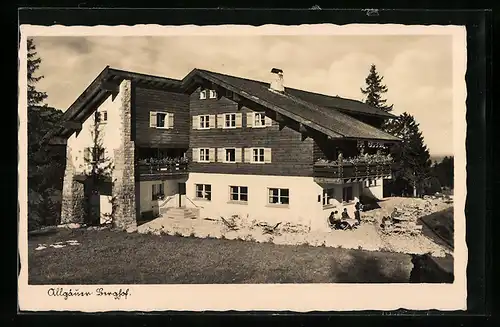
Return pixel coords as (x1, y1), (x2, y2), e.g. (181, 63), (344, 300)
(195, 184), (211, 201)
(252, 148), (265, 163)
(209, 90), (217, 99)
(342, 186), (353, 203)
(150, 111), (173, 129)
(225, 148), (236, 162)
(157, 113), (167, 128)
(323, 188), (335, 206)
(246, 112), (272, 128)
(96, 111), (108, 123)
(224, 113), (236, 128)
(268, 188), (289, 205)
(217, 113), (242, 128)
(199, 90), (207, 99)
(152, 183), (165, 200)
(199, 148), (210, 162)
(254, 112), (266, 127)
(229, 186), (248, 202)
(365, 179), (377, 188)
(199, 115), (210, 129)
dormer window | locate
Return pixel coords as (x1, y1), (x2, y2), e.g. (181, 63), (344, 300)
(209, 90), (217, 99)
(199, 90), (207, 100)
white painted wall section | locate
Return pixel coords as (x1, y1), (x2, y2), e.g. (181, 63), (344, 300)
(66, 87), (123, 175)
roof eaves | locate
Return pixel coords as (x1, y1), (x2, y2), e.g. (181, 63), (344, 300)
(40, 66), (114, 145)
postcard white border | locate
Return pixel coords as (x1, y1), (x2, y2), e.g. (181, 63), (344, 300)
(18, 23), (467, 312)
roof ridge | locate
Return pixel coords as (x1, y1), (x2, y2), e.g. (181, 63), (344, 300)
(281, 89), (398, 140)
(201, 70), (399, 141)
(196, 69), (393, 117)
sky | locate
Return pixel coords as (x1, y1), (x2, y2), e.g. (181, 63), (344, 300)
(32, 34), (453, 156)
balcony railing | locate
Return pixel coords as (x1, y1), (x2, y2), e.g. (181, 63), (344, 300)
(136, 158), (189, 176)
(313, 154), (393, 180)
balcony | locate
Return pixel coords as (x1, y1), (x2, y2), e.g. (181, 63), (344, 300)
(136, 157), (189, 180)
(313, 153), (393, 183)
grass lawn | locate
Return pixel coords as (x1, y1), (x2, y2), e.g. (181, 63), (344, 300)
(28, 228), (415, 284)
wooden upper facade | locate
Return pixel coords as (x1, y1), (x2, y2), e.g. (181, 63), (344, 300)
(43, 66), (401, 181)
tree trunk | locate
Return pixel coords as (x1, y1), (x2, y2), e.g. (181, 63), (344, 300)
(413, 182), (417, 198)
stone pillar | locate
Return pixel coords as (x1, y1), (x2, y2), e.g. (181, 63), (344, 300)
(112, 79), (137, 231)
(60, 146), (86, 224)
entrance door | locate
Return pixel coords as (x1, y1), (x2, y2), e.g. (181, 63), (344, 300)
(178, 182), (186, 207)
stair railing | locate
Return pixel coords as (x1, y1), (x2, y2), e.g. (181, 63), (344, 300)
(185, 196), (203, 209)
(159, 195), (176, 208)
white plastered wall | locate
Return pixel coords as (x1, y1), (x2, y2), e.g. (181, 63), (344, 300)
(65, 83), (125, 223)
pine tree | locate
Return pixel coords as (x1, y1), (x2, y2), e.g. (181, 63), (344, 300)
(360, 64), (394, 113)
(83, 113), (114, 225)
(384, 112), (432, 197)
(27, 38), (65, 230)
(27, 38), (48, 106)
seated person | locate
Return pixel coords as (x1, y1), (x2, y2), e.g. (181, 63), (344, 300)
(328, 210), (340, 229)
(341, 208), (350, 219)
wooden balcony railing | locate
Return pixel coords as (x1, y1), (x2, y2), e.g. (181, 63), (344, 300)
(136, 162), (189, 176)
(313, 162), (392, 180)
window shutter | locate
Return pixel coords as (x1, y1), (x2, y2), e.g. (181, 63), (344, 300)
(265, 116), (273, 127)
(217, 148), (225, 162)
(192, 148), (198, 162)
(217, 114), (224, 128)
(264, 148), (272, 163)
(244, 148), (252, 163)
(246, 112), (254, 128)
(235, 113), (243, 128)
(192, 115), (199, 129)
(209, 115), (216, 128)
(209, 148), (216, 162)
(149, 112), (157, 127)
(167, 113), (174, 128)
(235, 148), (242, 163)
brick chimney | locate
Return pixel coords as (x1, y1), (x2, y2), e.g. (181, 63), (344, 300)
(270, 68), (284, 92)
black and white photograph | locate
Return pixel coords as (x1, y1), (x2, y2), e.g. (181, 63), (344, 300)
(18, 23), (467, 311)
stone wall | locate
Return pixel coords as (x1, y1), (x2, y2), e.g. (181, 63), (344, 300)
(112, 79), (137, 231)
(60, 146), (86, 224)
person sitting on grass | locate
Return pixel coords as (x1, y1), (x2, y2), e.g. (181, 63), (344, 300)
(328, 210), (341, 229)
(341, 208), (350, 219)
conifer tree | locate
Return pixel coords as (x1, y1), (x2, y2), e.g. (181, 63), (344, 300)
(360, 64), (394, 113)
(384, 112), (432, 197)
(27, 38), (65, 229)
(27, 38), (48, 106)
(83, 113), (114, 225)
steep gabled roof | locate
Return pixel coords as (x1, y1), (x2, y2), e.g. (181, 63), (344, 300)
(188, 70), (396, 119)
(286, 88), (395, 119)
(196, 69), (400, 142)
(42, 66), (401, 145)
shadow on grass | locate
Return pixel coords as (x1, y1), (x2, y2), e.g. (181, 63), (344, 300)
(409, 253), (454, 283)
(329, 251), (411, 283)
(28, 227), (60, 238)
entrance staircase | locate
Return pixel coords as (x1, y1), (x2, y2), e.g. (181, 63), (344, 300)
(160, 206), (200, 220)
